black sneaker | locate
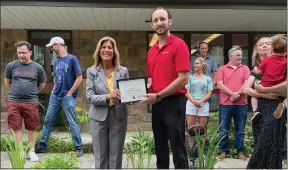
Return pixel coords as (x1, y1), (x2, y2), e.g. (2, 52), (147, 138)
(76, 148), (84, 157)
(35, 146), (47, 153)
(251, 109), (261, 122)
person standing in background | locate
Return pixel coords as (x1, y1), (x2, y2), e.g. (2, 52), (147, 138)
(4, 41), (47, 161)
(36, 37), (84, 157)
(216, 46), (250, 160)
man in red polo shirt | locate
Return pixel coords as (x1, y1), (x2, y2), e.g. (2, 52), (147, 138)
(141, 7), (190, 169)
(216, 45), (250, 160)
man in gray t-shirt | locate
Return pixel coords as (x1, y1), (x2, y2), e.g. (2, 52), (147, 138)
(4, 41), (46, 162)
(5, 61), (46, 103)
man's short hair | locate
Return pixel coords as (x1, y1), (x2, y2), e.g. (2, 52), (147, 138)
(199, 42), (209, 48)
(151, 7), (172, 20)
(228, 45), (242, 57)
(15, 41), (32, 51)
(271, 35), (287, 54)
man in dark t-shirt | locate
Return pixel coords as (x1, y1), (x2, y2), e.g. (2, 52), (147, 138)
(4, 41), (47, 162)
(36, 37), (84, 157)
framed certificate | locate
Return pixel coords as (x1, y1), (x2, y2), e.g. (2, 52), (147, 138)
(117, 77), (148, 103)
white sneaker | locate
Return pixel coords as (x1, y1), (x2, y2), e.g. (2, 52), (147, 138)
(28, 149), (39, 162)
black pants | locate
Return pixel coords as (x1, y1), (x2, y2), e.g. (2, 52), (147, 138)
(152, 94), (188, 169)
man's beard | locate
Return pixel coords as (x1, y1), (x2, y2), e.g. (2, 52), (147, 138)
(19, 57), (29, 64)
(53, 49), (60, 55)
(156, 27), (168, 35)
(19, 58), (26, 63)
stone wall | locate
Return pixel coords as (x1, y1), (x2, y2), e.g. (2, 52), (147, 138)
(72, 30), (151, 131)
(0, 29), (27, 133)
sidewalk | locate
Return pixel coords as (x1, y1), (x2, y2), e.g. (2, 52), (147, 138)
(0, 151), (250, 169)
(1, 131), (287, 169)
(1, 151), (287, 169)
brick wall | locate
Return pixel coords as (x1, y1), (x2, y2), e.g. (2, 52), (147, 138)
(1, 29), (27, 133)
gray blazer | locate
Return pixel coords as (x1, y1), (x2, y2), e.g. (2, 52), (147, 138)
(86, 66), (129, 121)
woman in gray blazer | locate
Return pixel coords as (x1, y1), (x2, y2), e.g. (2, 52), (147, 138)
(86, 36), (129, 169)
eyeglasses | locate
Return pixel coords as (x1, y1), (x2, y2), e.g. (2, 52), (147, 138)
(17, 51), (30, 55)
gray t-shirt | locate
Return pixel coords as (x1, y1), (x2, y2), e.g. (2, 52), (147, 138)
(4, 60), (47, 103)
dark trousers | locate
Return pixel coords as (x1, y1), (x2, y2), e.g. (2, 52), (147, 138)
(152, 95), (188, 169)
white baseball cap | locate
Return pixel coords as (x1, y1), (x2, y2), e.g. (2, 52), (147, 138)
(46, 37), (65, 47)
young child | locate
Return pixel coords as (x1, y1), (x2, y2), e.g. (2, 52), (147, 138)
(254, 35), (287, 119)
(250, 37), (272, 122)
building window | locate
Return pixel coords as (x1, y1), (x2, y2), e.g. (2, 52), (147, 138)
(191, 34), (224, 68)
(232, 34), (249, 66)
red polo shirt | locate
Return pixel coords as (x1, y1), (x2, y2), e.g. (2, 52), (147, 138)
(216, 64), (250, 105)
(257, 54), (287, 87)
(147, 34), (190, 94)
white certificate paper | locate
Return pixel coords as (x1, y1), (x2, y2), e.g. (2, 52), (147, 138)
(117, 77), (147, 103)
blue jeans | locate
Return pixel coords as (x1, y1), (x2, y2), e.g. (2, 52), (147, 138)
(219, 104), (247, 154)
(38, 93), (82, 149)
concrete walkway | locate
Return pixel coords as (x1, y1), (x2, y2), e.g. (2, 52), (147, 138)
(0, 152), (242, 169)
(1, 152), (287, 169)
(1, 131), (287, 169)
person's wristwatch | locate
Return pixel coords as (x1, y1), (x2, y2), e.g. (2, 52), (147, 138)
(156, 95), (162, 102)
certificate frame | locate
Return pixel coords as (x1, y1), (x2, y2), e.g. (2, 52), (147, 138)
(116, 77), (148, 104)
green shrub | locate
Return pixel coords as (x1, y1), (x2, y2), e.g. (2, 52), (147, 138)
(1, 132), (74, 153)
(75, 107), (90, 132)
(1, 136), (29, 152)
(123, 131), (154, 168)
(44, 135), (74, 153)
(194, 124), (224, 169)
(3, 130), (30, 169)
(209, 112), (219, 120)
(31, 152), (79, 169)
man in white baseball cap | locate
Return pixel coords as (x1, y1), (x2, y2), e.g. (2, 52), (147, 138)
(37, 36), (84, 157)
(46, 37), (65, 47)
(46, 37), (65, 56)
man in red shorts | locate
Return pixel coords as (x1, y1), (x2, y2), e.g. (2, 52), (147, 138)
(141, 7), (190, 169)
(4, 41), (46, 161)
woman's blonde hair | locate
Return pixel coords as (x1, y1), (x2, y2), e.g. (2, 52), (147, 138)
(251, 37), (271, 67)
(195, 57), (208, 75)
(93, 36), (120, 69)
